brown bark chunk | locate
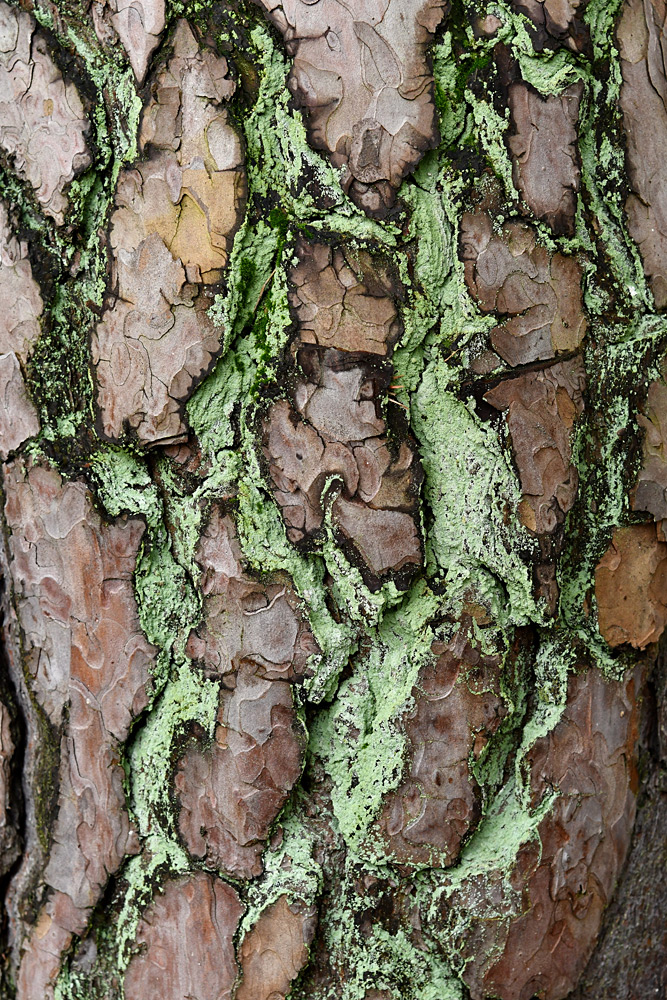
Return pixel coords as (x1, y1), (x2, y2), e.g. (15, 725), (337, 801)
(332, 497), (421, 576)
(92, 20), (246, 445)
(92, 0), (165, 82)
(0, 352), (39, 459)
(186, 508), (318, 680)
(0, 200), (43, 363)
(379, 626), (506, 866)
(485, 357), (585, 533)
(458, 667), (640, 1000)
(632, 378), (667, 519)
(176, 508), (311, 878)
(461, 212), (587, 365)
(0, 4), (91, 224)
(236, 894), (317, 1000)
(618, 0), (667, 308)
(595, 523), (667, 648)
(256, 0), (447, 215)
(0, 701), (19, 875)
(508, 82), (583, 235)
(511, 0), (590, 52)
(290, 240), (401, 356)
(175, 667), (304, 879)
(264, 239), (421, 579)
(124, 872), (243, 1000)
(3, 458), (155, 999)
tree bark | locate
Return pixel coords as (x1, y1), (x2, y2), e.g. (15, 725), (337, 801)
(0, 0), (665, 998)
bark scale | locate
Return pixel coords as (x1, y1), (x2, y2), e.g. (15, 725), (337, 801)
(0, 0), (664, 998)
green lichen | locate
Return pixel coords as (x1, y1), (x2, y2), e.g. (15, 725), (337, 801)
(7, 0), (666, 996)
(310, 581), (441, 859)
(413, 358), (539, 623)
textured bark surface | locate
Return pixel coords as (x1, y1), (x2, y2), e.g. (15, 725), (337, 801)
(0, 5), (90, 223)
(507, 81), (583, 235)
(92, 0), (165, 82)
(1, 458), (155, 1000)
(0, 0), (665, 998)
(256, 0), (448, 215)
(618, 0), (667, 308)
(123, 872), (243, 1000)
(461, 211), (587, 366)
(377, 623), (507, 867)
(92, 18), (246, 444)
(456, 666), (641, 1000)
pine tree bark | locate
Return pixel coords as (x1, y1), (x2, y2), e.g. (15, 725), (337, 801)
(0, 1), (665, 998)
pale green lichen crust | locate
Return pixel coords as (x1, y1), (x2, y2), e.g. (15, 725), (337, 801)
(0, 0), (664, 997)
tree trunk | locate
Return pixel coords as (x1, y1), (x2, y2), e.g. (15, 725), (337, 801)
(0, 0), (665, 998)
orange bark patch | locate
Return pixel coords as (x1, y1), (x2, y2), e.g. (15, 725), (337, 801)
(595, 523), (667, 648)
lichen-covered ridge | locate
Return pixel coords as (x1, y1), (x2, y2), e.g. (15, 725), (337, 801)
(0, 1), (665, 999)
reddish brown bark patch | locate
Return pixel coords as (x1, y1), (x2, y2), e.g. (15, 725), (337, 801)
(632, 378), (667, 520)
(255, 0), (447, 215)
(236, 894), (317, 1000)
(92, 0), (165, 82)
(124, 872), (243, 1000)
(378, 625), (506, 867)
(290, 241), (401, 356)
(618, 0), (667, 308)
(485, 358), (586, 534)
(0, 351), (39, 458)
(461, 212), (587, 365)
(264, 239), (422, 582)
(508, 81), (583, 235)
(0, 200), (43, 364)
(595, 523), (667, 649)
(186, 508), (318, 681)
(176, 507), (311, 878)
(175, 667), (304, 879)
(3, 458), (156, 999)
(458, 667), (640, 1000)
